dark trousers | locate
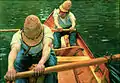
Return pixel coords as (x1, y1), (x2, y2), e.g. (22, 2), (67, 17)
(14, 49), (58, 83)
(53, 31), (76, 49)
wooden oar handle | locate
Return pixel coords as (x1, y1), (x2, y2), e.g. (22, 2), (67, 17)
(51, 29), (76, 32)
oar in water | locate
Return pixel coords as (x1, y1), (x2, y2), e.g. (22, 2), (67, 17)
(51, 28), (76, 32)
(4, 54), (120, 80)
(0, 29), (76, 32)
(0, 29), (19, 32)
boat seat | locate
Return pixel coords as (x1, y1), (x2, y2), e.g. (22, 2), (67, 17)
(57, 56), (90, 63)
(53, 46), (84, 56)
(53, 46), (84, 51)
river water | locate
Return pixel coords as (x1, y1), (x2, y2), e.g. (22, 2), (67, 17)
(0, 0), (119, 83)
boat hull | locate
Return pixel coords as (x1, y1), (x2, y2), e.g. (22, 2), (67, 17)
(44, 12), (110, 83)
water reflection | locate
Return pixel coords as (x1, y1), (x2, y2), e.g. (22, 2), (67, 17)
(0, 53), (6, 61)
(101, 39), (110, 42)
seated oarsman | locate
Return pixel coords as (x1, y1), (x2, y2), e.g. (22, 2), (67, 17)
(5, 15), (58, 83)
(53, 0), (77, 49)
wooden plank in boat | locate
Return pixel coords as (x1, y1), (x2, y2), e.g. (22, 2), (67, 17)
(53, 46), (84, 56)
(57, 56), (90, 63)
(58, 70), (77, 83)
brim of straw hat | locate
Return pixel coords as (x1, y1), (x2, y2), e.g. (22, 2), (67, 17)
(59, 5), (69, 12)
(22, 25), (44, 46)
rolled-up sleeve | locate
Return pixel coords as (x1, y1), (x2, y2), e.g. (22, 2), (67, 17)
(53, 9), (58, 18)
(10, 31), (21, 48)
(43, 25), (53, 45)
(69, 12), (76, 21)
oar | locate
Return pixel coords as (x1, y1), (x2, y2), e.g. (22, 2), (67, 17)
(0, 29), (19, 32)
(0, 29), (76, 32)
(51, 28), (76, 32)
(4, 54), (120, 80)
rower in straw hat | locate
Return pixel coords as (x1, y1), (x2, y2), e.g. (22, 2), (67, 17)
(53, 0), (77, 49)
(5, 15), (58, 83)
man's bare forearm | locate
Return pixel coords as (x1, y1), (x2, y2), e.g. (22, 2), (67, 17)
(38, 43), (51, 65)
(72, 21), (76, 28)
(8, 48), (18, 69)
(70, 16), (76, 28)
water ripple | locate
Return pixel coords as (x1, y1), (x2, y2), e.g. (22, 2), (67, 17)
(0, 53), (7, 61)
(89, 35), (93, 38)
(0, 47), (6, 52)
(84, 30), (88, 33)
(0, 53), (6, 57)
(101, 39), (110, 42)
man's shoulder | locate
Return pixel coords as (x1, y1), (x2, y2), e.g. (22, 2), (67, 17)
(43, 24), (49, 29)
(53, 9), (59, 17)
(69, 12), (74, 16)
(11, 30), (22, 45)
(13, 30), (22, 37)
(43, 24), (52, 33)
(68, 12), (76, 19)
(54, 9), (59, 13)
(42, 24), (53, 41)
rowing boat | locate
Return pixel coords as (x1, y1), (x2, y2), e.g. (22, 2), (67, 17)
(3, 13), (120, 83)
(44, 12), (110, 83)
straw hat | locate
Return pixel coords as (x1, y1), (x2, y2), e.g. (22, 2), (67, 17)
(59, 0), (72, 12)
(22, 15), (43, 46)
